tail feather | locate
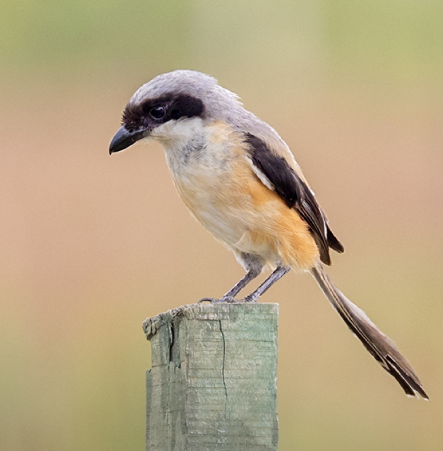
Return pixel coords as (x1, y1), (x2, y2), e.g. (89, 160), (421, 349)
(311, 263), (428, 399)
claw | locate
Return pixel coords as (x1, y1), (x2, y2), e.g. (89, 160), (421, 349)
(198, 296), (237, 304)
(198, 297), (216, 304)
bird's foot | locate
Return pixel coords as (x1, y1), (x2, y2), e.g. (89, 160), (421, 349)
(198, 295), (236, 304)
(241, 293), (259, 303)
(198, 294), (257, 304)
(198, 296), (241, 304)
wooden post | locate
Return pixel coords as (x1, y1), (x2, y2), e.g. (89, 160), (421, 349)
(143, 303), (279, 451)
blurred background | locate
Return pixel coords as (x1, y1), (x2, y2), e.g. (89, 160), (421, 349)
(1, 0), (442, 450)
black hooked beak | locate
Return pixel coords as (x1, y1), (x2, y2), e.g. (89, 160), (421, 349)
(109, 126), (148, 155)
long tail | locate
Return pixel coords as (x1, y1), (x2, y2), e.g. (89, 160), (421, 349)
(311, 263), (428, 399)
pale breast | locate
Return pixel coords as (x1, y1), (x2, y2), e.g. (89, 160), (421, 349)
(162, 121), (249, 247)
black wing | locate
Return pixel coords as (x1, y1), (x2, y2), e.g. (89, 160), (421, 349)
(244, 133), (344, 265)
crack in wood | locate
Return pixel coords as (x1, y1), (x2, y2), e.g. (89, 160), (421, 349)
(219, 319), (228, 400)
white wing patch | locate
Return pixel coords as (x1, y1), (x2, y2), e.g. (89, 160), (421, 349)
(246, 156), (275, 191)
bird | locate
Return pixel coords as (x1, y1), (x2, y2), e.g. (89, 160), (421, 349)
(109, 69), (428, 399)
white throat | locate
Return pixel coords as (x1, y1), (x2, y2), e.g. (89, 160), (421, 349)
(149, 117), (208, 173)
(151, 117), (205, 149)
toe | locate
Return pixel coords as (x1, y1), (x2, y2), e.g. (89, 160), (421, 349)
(198, 297), (216, 304)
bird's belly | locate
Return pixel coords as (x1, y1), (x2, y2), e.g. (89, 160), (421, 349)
(170, 163), (247, 247)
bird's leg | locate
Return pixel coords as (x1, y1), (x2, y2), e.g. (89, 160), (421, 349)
(199, 267), (261, 304)
(241, 266), (291, 303)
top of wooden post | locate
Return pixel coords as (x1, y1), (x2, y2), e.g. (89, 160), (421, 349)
(143, 302), (279, 341)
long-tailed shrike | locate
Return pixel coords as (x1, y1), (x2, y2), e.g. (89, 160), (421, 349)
(110, 70), (427, 399)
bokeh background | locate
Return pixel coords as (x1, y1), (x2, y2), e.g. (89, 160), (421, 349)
(1, 1), (442, 450)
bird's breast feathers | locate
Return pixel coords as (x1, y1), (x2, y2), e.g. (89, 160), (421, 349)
(160, 120), (319, 269)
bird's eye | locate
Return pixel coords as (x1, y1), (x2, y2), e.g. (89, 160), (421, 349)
(149, 106), (166, 120)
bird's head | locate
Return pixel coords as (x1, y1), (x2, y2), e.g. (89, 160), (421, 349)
(109, 70), (241, 154)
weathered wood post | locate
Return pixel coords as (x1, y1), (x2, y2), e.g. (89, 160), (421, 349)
(143, 303), (279, 451)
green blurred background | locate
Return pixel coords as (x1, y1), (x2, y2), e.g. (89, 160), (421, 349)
(1, 1), (442, 449)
